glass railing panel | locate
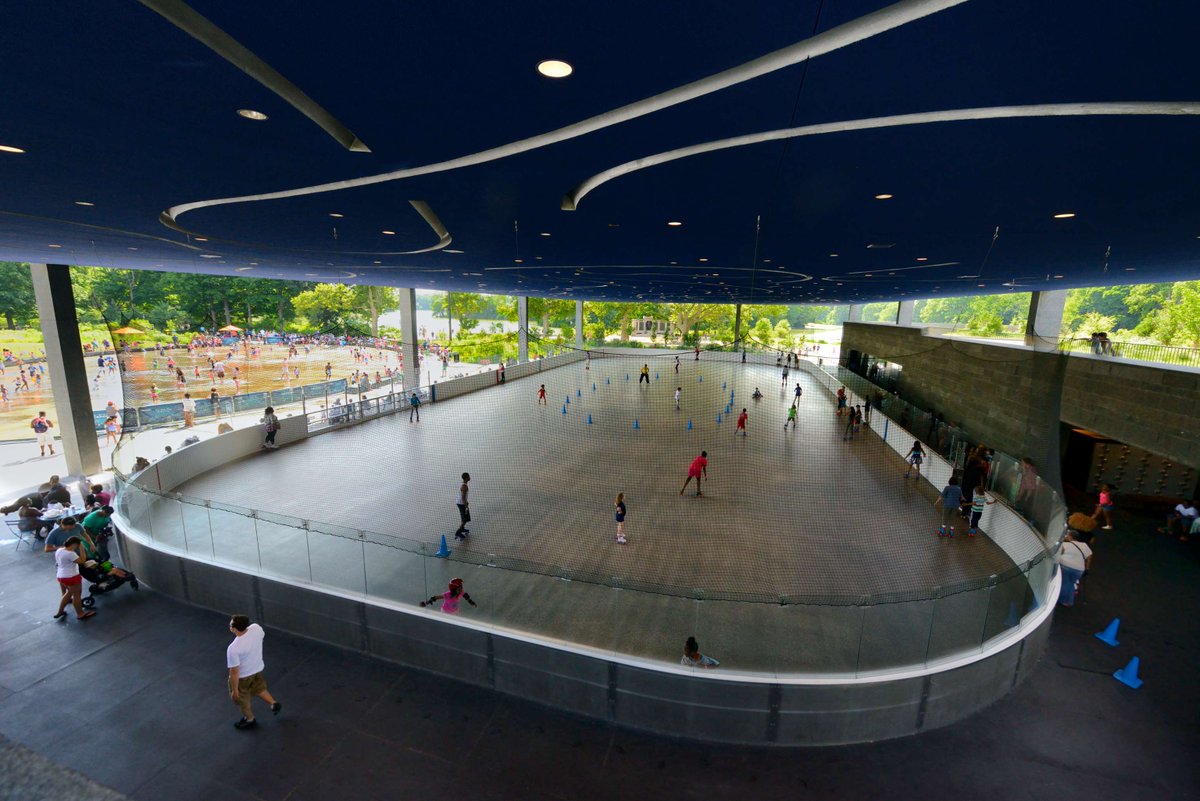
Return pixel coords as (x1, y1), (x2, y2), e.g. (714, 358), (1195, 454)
(304, 520), (367, 595)
(180, 497), (215, 558)
(146, 492), (186, 551)
(362, 531), (428, 606)
(206, 500), (262, 571)
(254, 510), (316, 586)
(857, 599), (936, 673)
(926, 584), (991, 660)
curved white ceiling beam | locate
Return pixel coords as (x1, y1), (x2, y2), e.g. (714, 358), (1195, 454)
(163, 0), (969, 224)
(562, 101), (1200, 209)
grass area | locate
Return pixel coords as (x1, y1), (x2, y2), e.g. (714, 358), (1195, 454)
(0, 326), (184, 361)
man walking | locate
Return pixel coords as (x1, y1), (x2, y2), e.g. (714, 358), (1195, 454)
(409, 390), (421, 422)
(31, 411), (54, 457)
(226, 614), (281, 730)
(454, 472), (471, 539)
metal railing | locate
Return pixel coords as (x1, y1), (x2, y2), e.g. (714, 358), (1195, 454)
(1058, 337), (1200, 367)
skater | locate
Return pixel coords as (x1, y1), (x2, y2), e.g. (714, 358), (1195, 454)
(904, 441), (926, 480)
(674, 386), (682, 411)
(934, 476), (964, 537)
(966, 479), (994, 536)
(639, 363), (650, 384)
(31, 411), (54, 456)
(735, 408), (748, 437)
(614, 492), (627, 544)
(537, 384), (547, 405)
(694, 345), (700, 361)
(498, 360), (505, 383)
(454, 472), (471, 539)
(674, 355), (680, 374)
(679, 451), (708, 497)
(409, 390), (421, 422)
(421, 577), (476, 614)
(751, 387), (763, 400)
(1091, 484), (1114, 530)
(681, 636), (719, 668)
(836, 386), (847, 416)
(782, 363), (789, 384)
(785, 402), (797, 430)
(794, 383), (802, 402)
(260, 406), (280, 448)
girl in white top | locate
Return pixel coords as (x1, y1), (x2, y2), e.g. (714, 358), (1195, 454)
(53, 536), (95, 620)
(260, 406), (280, 449)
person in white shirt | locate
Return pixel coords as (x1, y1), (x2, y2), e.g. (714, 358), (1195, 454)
(1056, 532), (1093, 607)
(53, 536), (96, 621)
(181, 392), (196, 427)
(226, 615), (281, 729)
(1160, 500), (1198, 542)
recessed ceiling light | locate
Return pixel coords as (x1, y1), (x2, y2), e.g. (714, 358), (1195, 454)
(607, 223), (620, 228)
(540, 232), (551, 237)
(698, 258), (708, 262)
(535, 256), (543, 260)
(874, 193), (893, 200)
(916, 257), (927, 262)
(864, 273), (873, 277)
(249, 262), (258, 266)
(978, 283), (986, 287)
(200, 254), (220, 258)
(127, 247), (138, 251)
(667, 221), (683, 227)
(514, 259), (523, 264)
(194, 237), (207, 242)
(829, 253), (839, 257)
(0, 145), (25, 154)
(1053, 212), (1076, 219)
(444, 249), (464, 254)
(382, 230), (395, 235)
(47, 244), (61, 248)
(329, 213), (344, 218)
(237, 109), (268, 121)
(74, 201), (94, 207)
(537, 60), (573, 78)
(1125, 267), (1136, 271)
(1053, 274), (1064, 279)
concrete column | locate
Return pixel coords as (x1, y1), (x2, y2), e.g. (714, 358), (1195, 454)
(517, 296), (529, 362)
(847, 304), (863, 323)
(30, 264), (102, 476)
(575, 300), (584, 348)
(895, 300), (915, 326)
(733, 303), (743, 347)
(396, 287), (421, 390)
(1024, 290), (1067, 351)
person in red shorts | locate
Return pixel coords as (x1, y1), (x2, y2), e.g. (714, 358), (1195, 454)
(679, 451), (709, 497)
(735, 408), (748, 437)
(537, 384), (547, 405)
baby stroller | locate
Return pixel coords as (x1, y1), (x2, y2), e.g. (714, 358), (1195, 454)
(79, 537), (139, 608)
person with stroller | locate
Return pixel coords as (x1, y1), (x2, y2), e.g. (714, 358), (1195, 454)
(53, 536), (96, 621)
(81, 506), (114, 541)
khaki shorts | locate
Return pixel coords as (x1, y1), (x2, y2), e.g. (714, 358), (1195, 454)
(233, 672), (268, 717)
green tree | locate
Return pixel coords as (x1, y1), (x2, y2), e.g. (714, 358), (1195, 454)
(291, 283), (361, 333)
(0, 262), (35, 329)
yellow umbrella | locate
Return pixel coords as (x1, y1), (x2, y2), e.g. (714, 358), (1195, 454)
(218, 325), (244, 332)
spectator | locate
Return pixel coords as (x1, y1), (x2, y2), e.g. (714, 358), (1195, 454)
(44, 517), (81, 552)
(1057, 530), (1093, 607)
(42, 476), (71, 506)
(1160, 500), (1198, 541)
(53, 536), (96, 621)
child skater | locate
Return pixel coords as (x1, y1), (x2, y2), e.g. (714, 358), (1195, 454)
(614, 492), (627, 544)
(904, 441), (925, 480)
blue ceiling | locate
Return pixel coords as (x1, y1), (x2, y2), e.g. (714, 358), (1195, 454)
(1, 0), (1198, 303)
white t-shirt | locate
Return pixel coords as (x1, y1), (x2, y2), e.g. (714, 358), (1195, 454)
(1176, 503), (1198, 520)
(55, 547), (79, 579)
(1058, 540), (1092, 571)
(182, 398), (196, 413)
(226, 623), (266, 678)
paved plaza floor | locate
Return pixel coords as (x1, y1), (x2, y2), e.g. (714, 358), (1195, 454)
(0, 491), (1194, 801)
(149, 356), (1029, 672)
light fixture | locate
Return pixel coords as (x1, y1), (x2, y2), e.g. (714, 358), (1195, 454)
(540, 232), (551, 237)
(514, 259), (523, 263)
(237, 109), (268, 121)
(382, 230), (395, 235)
(537, 60), (573, 78)
(0, 144), (25, 154)
(607, 223), (620, 228)
(200, 254), (220, 258)
(1125, 267), (1136, 271)
(195, 237), (208, 242)
(916, 257), (927, 262)
(127, 247), (138, 251)
(874, 193), (893, 200)
(1053, 275), (1064, 279)
(667, 221), (683, 227)
(329, 213), (344, 218)
(698, 258), (708, 262)
(444, 249), (464, 254)
(74, 201), (94, 207)
(47, 244), (61, 248)
(829, 253), (839, 257)
(1053, 212), (1076, 219)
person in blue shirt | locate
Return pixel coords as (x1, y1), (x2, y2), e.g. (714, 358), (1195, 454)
(934, 477), (964, 537)
(43, 517), (80, 552)
(409, 391), (421, 423)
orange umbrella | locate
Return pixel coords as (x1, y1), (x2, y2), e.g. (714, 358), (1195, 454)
(112, 326), (143, 335)
(218, 325), (244, 332)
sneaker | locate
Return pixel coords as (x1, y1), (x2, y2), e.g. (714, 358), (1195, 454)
(938, 526), (946, 537)
(234, 717), (257, 730)
(271, 702), (282, 715)
(1102, 525), (1112, 530)
(968, 528), (977, 537)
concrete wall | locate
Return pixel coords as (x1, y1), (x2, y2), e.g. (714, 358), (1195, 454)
(841, 323), (1200, 473)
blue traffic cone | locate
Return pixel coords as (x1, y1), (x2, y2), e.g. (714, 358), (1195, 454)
(1095, 618), (1121, 647)
(592, 383), (596, 392)
(562, 404), (567, 414)
(655, 372), (659, 381)
(716, 413), (722, 424)
(626, 374), (629, 381)
(687, 419), (693, 430)
(587, 414), (593, 425)
(633, 419), (639, 429)
(606, 377), (610, 385)
(577, 389), (581, 397)
(435, 535), (450, 558)
(1113, 656), (1143, 688)
(1003, 601), (1020, 627)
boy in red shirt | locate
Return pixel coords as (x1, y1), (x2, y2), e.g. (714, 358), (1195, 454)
(735, 408), (748, 437)
(537, 384), (547, 405)
(679, 451), (708, 497)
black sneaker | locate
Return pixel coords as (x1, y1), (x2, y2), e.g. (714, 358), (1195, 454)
(234, 717), (257, 730)
(271, 702), (282, 715)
